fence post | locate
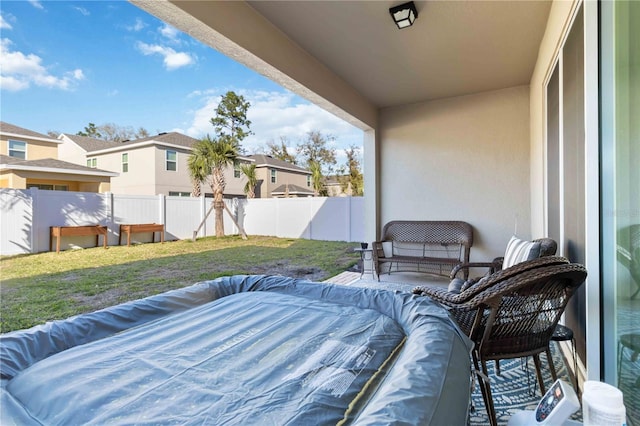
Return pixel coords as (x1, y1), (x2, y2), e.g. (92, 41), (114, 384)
(200, 195), (206, 238)
(29, 187), (38, 253)
(104, 192), (113, 243)
(308, 196), (313, 240)
(347, 196), (352, 242)
(158, 194), (166, 225)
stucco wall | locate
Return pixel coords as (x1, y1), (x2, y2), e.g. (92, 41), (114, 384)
(0, 138), (58, 160)
(379, 86), (531, 261)
(98, 146), (157, 195)
(153, 146), (194, 196)
(58, 137), (90, 166)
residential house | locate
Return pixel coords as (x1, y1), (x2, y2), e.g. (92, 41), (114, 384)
(324, 175), (355, 197)
(0, 122), (116, 192)
(59, 132), (252, 198)
(133, 0), (638, 416)
(247, 154), (313, 198)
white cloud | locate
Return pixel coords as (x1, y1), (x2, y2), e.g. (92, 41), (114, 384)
(127, 18), (146, 32)
(0, 38), (85, 92)
(74, 6), (90, 16)
(0, 14), (13, 30)
(180, 89), (363, 165)
(136, 41), (194, 70)
(0, 75), (29, 91)
(159, 24), (180, 43)
(28, 1), (44, 10)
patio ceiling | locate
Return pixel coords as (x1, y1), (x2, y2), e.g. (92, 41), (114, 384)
(133, 0), (551, 127)
(247, 1), (552, 108)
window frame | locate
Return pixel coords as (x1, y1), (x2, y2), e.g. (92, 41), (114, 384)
(122, 153), (129, 173)
(166, 150), (177, 172)
(8, 140), (26, 159)
(270, 169), (277, 183)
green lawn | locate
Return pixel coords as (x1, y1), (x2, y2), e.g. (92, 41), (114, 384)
(0, 236), (359, 333)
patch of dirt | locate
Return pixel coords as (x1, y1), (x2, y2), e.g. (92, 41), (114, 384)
(70, 288), (128, 312)
(249, 264), (325, 281)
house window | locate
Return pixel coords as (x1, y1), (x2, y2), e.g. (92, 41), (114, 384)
(169, 191), (191, 197)
(27, 184), (68, 191)
(307, 175), (311, 187)
(270, 169), (276, 183)
(234, 162), (241, 178)
(122, 153), (129, 173)
(87, 158), (97, 168)
(166, 150), (177, 171)
(8, 140), (26, 159)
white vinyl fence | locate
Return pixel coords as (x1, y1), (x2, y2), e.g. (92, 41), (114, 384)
(0, 188), (365, 255)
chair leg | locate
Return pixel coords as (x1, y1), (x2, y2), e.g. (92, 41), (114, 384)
(481, 359), (498, 426)
(546, 347), (558, 381)
(473, 353), (498, 426)
(533, 354), (546, 395)
(495, 360), (501, 376)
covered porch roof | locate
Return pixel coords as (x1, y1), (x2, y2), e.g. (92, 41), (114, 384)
(132, 0), (551, 131)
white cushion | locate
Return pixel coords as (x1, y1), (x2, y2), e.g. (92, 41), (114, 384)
(382, 241), (393, 258)
(503, 236), (541, 269)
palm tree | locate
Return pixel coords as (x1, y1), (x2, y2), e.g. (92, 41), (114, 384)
(240, 163), (257, 198)
(309, 160), (325, 196)
(189, 136), (238, 237)
(187, 142), (210, 197)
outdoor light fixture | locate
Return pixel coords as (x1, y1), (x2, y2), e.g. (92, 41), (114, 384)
(389, 1), (418, 29)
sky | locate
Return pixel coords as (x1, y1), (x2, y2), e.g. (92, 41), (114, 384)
(0, 0), (363, 164)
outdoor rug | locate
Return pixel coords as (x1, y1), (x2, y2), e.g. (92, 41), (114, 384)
(468, 347), (581, 425)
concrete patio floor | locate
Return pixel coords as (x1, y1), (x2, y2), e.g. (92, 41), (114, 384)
(326, 270), (450, 293)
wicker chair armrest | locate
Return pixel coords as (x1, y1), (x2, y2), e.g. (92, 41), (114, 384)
(412, 285), (474, 307)
(450, 262), (497, 279)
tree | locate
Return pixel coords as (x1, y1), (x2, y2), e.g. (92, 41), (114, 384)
(309, 160), (327, 196)
(240, 163), (258, 198)
(210, 91), (252, 152)
(76, 122), (150, 142)
(77, 122), (102, 139)
(266, 137), (297, 164)
(296, 130), (337, 173)
(188, 91), (253, 236)
(189, 136), (238, 237)
(297, 130), (336, 197)
(187, 141), (210, 197)
(337, 145), (364, 196)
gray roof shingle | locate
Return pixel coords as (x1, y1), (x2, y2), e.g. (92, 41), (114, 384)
(248, 154), (310, 174)
(63, 134), (120, 152)
(0, 154), (116, 175)
(0, 121), (58, 141)
(271, 183), (315, 195)
(71, 132), (201, 152)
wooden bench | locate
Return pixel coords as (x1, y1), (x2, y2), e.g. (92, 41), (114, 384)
(119, 224), (165, 247)
(50, 225), (108, 253)
(372, 221), (473, 281)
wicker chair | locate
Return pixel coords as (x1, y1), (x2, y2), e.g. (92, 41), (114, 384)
(416, 257), (587, 426)
(447, 237), (558, 293)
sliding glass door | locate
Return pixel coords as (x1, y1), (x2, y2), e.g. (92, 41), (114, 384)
(601, 1), (640, 423)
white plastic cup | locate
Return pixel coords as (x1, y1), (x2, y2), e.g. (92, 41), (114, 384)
(582, 381), (627, 426)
